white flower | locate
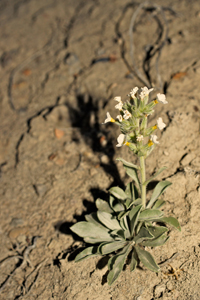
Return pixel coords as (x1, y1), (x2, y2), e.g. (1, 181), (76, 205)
(156, 93), (168, 104)
(136, 134), (144, 142)
(157, 117), (166, 130)
(140, 86), (154, 99)
(103, 112), (115, 124)
(150, 134), (159, 144)
(114, 96), (122, 102)
(129, 87), (138, 98)
(115, 101), (123, 110)
(116, 115), (123, 122)
(123, 110), (132, 120)
(116, 134), (127, 147)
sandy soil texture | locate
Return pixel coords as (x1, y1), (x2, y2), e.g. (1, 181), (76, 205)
(0, 0), (200, 299)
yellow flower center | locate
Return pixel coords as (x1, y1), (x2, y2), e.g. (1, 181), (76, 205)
(154, 99), (158, 104)
(152, 125), (157, 130)
(148, 140), (153, 147)
(111, 118), (115, 123)
(124, 142), (130, 146)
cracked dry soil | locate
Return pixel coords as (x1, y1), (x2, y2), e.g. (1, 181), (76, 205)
(0, 0), (200, 299)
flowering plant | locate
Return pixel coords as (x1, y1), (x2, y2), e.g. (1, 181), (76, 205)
(70, 87), (181, 285)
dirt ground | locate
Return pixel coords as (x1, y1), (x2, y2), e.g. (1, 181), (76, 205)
(0, 0), (200, 299)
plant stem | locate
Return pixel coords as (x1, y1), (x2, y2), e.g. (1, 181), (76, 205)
(139, 156), (146, 208)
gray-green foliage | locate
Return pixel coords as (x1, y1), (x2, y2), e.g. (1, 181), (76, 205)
(70, 165), (180, 285)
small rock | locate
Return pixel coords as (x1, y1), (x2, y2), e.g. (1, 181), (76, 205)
(22, 68), (31, 76)
(90, 168), (98, 176)
(8, 226), (29, 239)
(13, 80), (27, 90)
(154, 284), (165, 298)
(10, 218), (24, 226)
(55, 158), (65, 166)
(54, 128), (65, 139)
(64, 53), (79, 65)
(34, 184), (47, 197)
(100, 155), (109, 164)
(181, 152), (196, 166)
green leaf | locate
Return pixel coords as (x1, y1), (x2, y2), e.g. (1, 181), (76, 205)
(96, 198), (113, 213)
(135, 245), (160, 272)
(141, 225), (169, 247)
(85, 213), (108, 229)
(75, 246), (99, 262)
(134, 227), (154, 243)
(133, 198), (142, 205)
(141, 233), (169, 247)
(109, 195), (125, 213)
(116, 158), (139, 169)
(112, 229), (126, 240)
(97, 211), (121, 230)
(138, 209), (164, 221)
(147, 181), (172, 208)
(155, 217), (181, 232)
(125, 183), (139, 208)
(147, 225), (168, 237)
(124, 166), (140, 190)
(98, 241), (128, 255)
(109, 195), (125, 212)
(107, 244), (131, 285)
(145, 167), (167, 186)
(109, 187), (127, 200)
(70, 221), (113, 242)
(152, 199), (166, 209)
(119, 213), (131, 239)
(128, 204), (143, 236)
(118, 211), (127, 220)
(130, 249), (138, 272)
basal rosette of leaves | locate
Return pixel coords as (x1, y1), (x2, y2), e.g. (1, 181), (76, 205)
(70, 87), (181, 286)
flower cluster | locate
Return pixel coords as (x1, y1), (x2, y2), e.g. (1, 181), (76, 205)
(103, 86), (167, 157)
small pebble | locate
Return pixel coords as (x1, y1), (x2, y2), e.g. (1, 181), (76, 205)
(54, 128), (65, 139)
(8, 226), (29, 239)
(10, 218), (24, 226)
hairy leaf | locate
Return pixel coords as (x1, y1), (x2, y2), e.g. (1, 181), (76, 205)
(112, 229), (126, 240)
(124, 166), (140, 189)
(125, 183), (139, 208)
(85, 213), (108, 229)
(98, 241), (128, 255)
(134, 227), (154, 243)
(133, 198), (142, 205)
(129, 204), (143, 236)
(152, 199), (166, 209)
(116, 158), (139, 169)
(147, 225), (168, 237)
(145, 167), (167, 186)
(120, 213), (131, 239)
(109, 187), (127, 200)
(75, 246), (99, 262)
(138, 209), (163, 221)
(96, 198), (113, 213)
(107, 244), (131, 285)
(97, 211), (121, 230)
(142, 233), (169, 247)
(135, 246), (160, 272)
(130, 249), (138, 272)
(109, 195), (125, 212)
(147, 181), (172, 208)
(70, 221), (113, 242)
(155, 216), (181, 232)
